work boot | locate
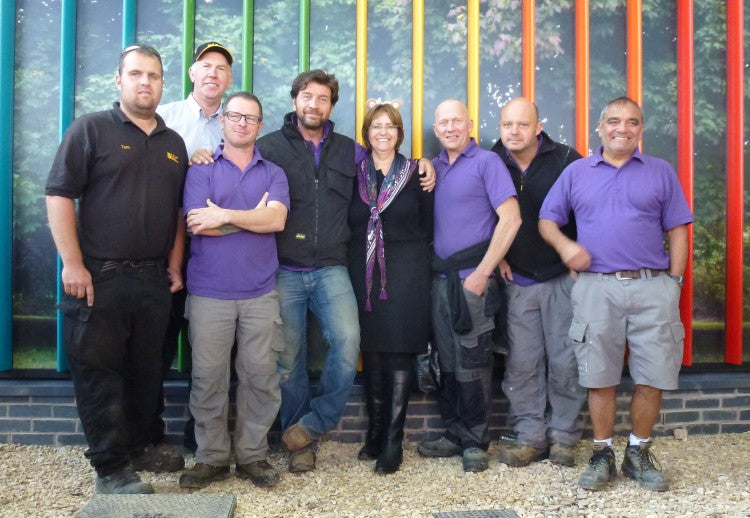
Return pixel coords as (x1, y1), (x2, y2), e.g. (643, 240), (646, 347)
(236, 460), (281, 488)
(462, 447), (489, 472)
(178, 462), (231, 488)
(282, 422), (315, 452)
(375, 369), (412, 474)
(417, 436), (462, 457)
(95, 465), (154, 494)
(578, 444), (617, 491)
(498, 443), (547, 467)
(288, 449), (316, 473)
(621, 442), (669, 491)
(131, 443), (185, 473)
(549, 443), (576, 467)
(359, 355), (385, 461)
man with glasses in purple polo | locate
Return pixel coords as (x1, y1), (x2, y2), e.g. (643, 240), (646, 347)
(46, 45), (186, 494)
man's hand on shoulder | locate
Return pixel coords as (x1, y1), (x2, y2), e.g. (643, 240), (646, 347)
(418, 158), (436, 192)
(189, 148), (214, 166)
(62, 262), (94, 307)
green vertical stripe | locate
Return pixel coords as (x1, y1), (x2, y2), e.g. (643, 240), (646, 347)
(299, 0), (310, 72)
(0, 0), (15, 371)
(122, 0), (136, 47)
(182, 0), (195, 98)
(56, 0), (77, 372)
(242, 0), (254, 91)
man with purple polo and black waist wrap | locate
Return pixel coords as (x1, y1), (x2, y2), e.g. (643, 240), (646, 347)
(178, 92), (289, 489)
(539, 97), (693, 492)
(417, 99), (521, 472)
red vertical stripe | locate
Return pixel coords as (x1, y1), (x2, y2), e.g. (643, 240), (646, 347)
(575, 0), (589, 156)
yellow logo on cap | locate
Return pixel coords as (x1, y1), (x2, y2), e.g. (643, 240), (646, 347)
(166, 152), (179, 164)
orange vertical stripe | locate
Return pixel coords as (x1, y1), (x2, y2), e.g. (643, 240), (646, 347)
(575, 0), (589, 155)
(677, 0), (694, 365)
(626, 0), (642, 106)
(522, 0), (535, 101)
(467, 0), (480, 141)
(725, 0), (744, 365)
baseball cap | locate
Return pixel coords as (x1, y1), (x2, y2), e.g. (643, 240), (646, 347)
(193, 42), (233, 65)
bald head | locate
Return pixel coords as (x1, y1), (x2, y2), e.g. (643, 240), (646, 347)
(499, 97), (543, 161)
(434, 99), (473, 159)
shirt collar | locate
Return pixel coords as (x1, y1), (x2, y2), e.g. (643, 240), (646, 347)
(112, 101), (166, 133)
(437, 137), (478, 165)
(214, 144), (264, 170)
(592, 145), (644, 166)
(187, 93), (222, 121)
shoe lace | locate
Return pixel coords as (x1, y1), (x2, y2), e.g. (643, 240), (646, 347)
(636, 446), (662, 472)
(590, 448), (613, 469)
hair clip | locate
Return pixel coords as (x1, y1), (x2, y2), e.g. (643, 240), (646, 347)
(366, 98), (402, 111)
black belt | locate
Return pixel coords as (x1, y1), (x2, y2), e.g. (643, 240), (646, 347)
(601, 268), (664, 280)
(99, 259), (163, 272)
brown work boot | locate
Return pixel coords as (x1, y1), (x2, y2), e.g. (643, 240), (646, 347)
(288, 450), (316, 473)
(282, 422), (315, 452)
(131, 443), (185, 473)
(549, 443), (576, 467)
(178, 462), (231, 488)
(236, 460), (281, 488)
(498, 443), (547, 467)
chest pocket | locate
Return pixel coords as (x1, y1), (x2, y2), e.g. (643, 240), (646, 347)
(326, 166), (355, 200)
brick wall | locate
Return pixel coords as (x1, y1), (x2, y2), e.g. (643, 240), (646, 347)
(1, 372), (749, 447)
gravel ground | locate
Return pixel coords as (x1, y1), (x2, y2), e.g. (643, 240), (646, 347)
(1, 433), (749, 517)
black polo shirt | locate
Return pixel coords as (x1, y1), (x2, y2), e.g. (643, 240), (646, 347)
(46, 102), (187, 260)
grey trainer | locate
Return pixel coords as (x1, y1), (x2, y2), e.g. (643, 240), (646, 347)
(621, 442), (669, 491)
(95, 465), (154, 494)
(417, 436), (462, 458)
(578, 444), (616, 491)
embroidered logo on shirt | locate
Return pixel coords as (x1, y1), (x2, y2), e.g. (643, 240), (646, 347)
(120, 144), (131, 150)
(166, 152), (180, 164)
(295, 233), (306, 240)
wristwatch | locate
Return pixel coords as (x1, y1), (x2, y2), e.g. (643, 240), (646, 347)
(668, 274), (684, 287)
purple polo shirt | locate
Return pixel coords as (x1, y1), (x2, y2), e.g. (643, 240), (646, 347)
(433, 139), (517, 277)
(184, 146), (290, 299)
(539, 147), (693, 272)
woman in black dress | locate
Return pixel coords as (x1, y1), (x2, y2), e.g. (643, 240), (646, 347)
(348, 101), (433, 474)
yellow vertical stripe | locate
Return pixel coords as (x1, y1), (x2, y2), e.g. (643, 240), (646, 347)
(467, 0), (480, 140)
(355, 0), (368, 146)
(412, 0), (425, 157)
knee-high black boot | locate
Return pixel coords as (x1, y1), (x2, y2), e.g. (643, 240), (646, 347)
(359, 353), (385, 460)
(375, 367), (412, 474)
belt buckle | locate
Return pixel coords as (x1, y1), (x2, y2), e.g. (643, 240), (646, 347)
(615, 271), (633, 281)
(126, 260), (143, 268)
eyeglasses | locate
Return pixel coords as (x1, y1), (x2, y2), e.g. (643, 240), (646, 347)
(369, 124), (398, 132)
(436, 118), (465, 129)
(224, 111), (262, 125)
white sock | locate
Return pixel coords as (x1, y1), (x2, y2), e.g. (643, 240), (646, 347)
(593, 438), (612, 448)
(629, 433), (650, 446)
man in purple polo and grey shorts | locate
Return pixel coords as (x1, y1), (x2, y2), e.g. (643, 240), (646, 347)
(539, 96), (693, 492)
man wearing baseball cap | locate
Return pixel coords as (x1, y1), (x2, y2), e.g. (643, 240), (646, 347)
(155, 41), (234, 454)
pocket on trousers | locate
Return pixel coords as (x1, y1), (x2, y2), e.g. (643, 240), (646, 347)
(460, 330), (492, 369)
(669, 322), (685, 343)
(58, 299), (92, 354)
(272, 321), (285, 352)
(568, 320), (588, 343)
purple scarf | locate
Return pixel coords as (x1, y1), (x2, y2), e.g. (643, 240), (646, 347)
(357, 153), (417, 311)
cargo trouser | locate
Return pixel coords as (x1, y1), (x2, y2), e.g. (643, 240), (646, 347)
(501, 273), (586, 449)
(431, 277), (496, 450)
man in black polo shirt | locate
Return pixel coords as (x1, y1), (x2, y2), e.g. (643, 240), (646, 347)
(45, 45), (187, 494)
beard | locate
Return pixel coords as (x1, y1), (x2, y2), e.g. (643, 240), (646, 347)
(296, 109), (328, 130)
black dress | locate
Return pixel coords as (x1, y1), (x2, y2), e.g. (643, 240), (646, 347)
(347, 154), (434, 354)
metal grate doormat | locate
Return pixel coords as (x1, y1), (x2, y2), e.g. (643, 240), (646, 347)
(434, 510), (520, 518)
(75, 493), (236, 518)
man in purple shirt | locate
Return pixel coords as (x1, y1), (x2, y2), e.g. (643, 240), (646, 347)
(178, 92), (290, 489)
(417, 99), (520, 472)
(539, 97), (693, 492)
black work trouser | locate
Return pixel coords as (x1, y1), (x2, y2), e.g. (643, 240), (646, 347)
(61, 258), (172, 477)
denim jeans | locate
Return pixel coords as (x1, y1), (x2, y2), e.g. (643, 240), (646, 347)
(276, 266), (360, 436)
